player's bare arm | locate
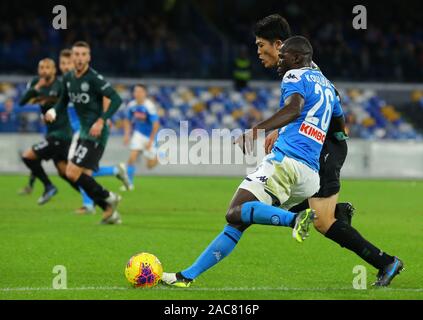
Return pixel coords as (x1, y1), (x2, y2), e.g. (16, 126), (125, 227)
(235, 93), (304, 154)
(147, 121), (160, 150)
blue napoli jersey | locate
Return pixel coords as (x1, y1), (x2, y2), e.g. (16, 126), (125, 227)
(67, 104), (80, 133)
(126, 99), (159, 137)
(272, 68), (343, 171)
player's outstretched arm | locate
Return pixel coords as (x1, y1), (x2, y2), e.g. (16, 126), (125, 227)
(18, 79), (40, 106)
(253, 93), (304, 133)
(45, 81), (69, 122)
(235, 93), (304, 154)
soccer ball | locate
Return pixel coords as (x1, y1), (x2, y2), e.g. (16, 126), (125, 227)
(125, 252), (163, 288)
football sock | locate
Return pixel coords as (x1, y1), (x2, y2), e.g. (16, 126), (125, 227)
(80, 187), (95, 209)
(28, 173), (36, 188)
(127, 165), (135, 186)
(93, 166), (117, 177)
(240, 201), (295, 227)
(325, 220), (395, 270)
(289, 199), (309, 213)
(61, 176), (80, 193)
(334, 203), (352, 225)
(22, 157), (52, 189)
(76, 174), (110, 208)
(181, 225), (243, 280)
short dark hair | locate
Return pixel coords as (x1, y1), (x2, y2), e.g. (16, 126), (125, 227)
(283, 36), (313, 63)
(134, 83), (147, 91)
(59, 49), (72, 58)
(254, 14), (291, 43)
(72, 41), (90, 50)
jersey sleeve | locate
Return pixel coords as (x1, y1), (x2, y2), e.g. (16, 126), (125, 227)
(332, 93), (344, 118)
(281, 69), (307, 104)
(92, 73), (123, 121)
(125, 106), (133, 120)
(145, 100), (159, 122)
(53, 76), (69, 113)
(19, 78), (40, 106)
(92, 73), (115, 97)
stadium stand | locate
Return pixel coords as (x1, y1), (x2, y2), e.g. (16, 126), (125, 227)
(0, 0), (422, 81)
(0, 81), (420, 140)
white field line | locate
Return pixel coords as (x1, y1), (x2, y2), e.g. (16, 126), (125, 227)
(0, 286), (422, 293)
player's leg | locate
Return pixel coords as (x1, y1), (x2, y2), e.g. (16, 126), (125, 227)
(67, 162), (119, 221)
(309, 194), (338, 234)
(21, 140), (57, 204)
(90, 164), (131, 191)
(122, 131), (146, 191)
(121, 150), (139, 191)
(18, 173), (36, 195)
(67, 140), (121, 224)
(144, 137), (159, 170)
(162, 156), (318, 287)
(75, 187), (96, 214)
(162, 188), (257, 287)
(309, 138), (403, 286)
(68, 132), (95, 214)
(126, 150), (139, 189)
(310, 195), (402, 286)
(291, 198), (355, 226)
(54, 139), (81, 193)
(228, 156), (318, 242)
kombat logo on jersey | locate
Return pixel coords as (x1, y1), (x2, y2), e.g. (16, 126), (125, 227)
(299, 121), (326, 144)
(81, 82), (90, 92)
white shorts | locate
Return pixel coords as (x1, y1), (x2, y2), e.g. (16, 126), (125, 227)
(238, 154), (320, 210)
(130, 131), (157, 160)
(67, 131), (80, 161)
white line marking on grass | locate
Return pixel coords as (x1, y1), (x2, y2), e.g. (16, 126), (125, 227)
(1, 286), (422, 292)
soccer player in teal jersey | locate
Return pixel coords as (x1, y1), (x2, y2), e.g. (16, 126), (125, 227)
(46, 41), (123, 224)
(19, 58), (78, 205)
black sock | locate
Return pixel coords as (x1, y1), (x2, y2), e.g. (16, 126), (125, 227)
(334, 203), (352, 225)
(61, 175), (80, 193)
(75, 173), (110, 208)
(325, 220), (394, 270)
(29, 173), (36, 188)
(22, 157), (52, 189)
(290, 199), (309, 213)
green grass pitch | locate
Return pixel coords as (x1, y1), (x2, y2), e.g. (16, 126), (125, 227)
(0, 175), (422, 300)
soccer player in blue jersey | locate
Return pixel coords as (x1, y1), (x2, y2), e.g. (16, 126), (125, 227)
(254, 15), (403, 287)
(119, 84), (160, 191)
(162, 36), (339, 287)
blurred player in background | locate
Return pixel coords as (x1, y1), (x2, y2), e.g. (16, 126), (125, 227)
(59, 48), (129, 215)
(121, 84), (160, 191)
(18, 58), (79, 204)
(254, 14), (403, 286)
(45, 41), (123, 224)
(87, 84), (159, 192)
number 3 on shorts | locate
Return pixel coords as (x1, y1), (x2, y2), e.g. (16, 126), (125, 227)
(74, 145), (88, 164)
